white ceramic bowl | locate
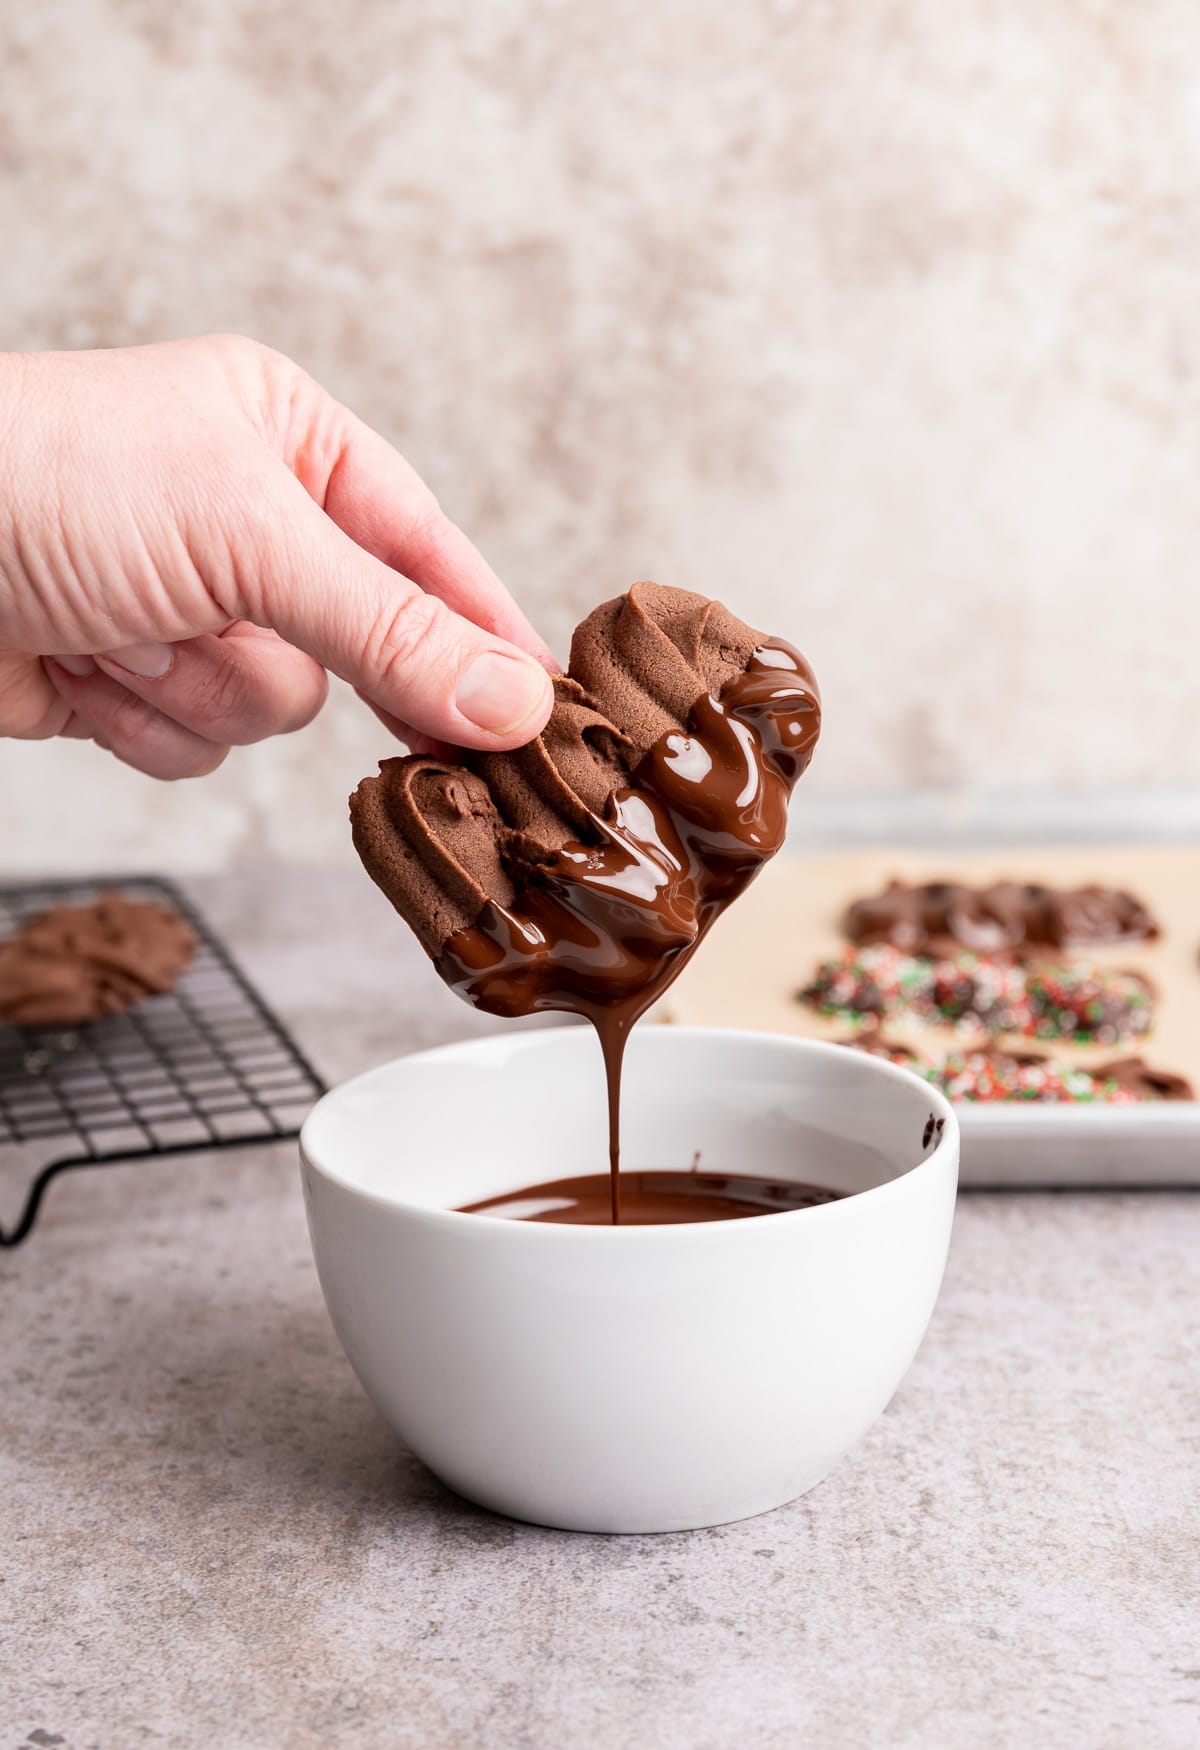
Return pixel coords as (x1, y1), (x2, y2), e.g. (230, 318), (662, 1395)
(301, 1027), (958, 1534)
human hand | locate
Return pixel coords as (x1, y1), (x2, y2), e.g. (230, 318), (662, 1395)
(0, 335), (555, 778)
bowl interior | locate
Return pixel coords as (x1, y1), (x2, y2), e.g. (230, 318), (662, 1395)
(301, 1026), (954, 1214)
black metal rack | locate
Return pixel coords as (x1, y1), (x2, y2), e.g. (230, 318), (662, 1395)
(0, 875), (326, 1246)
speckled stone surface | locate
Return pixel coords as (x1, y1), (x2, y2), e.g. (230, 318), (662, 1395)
(2, 869), (1198, 1749)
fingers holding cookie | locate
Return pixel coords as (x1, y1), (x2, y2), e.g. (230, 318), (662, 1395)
(42, 659), (232, 780)
(43, 622), (328, 779)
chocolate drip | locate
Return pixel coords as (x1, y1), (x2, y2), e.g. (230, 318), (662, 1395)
(437, 642), (820, 1220)
(458, 1170), (844, 1225)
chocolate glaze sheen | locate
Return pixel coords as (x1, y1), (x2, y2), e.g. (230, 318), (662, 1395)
(845, 878), (1159, 957)
(438, 641), (821, 1222)
(459, 1170), (844, 1225)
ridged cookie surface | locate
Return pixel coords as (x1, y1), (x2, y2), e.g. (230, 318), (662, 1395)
(350, 582), (765, 957)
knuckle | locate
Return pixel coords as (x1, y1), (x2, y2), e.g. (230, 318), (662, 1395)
(207, 481), (286, 621)
(196, 333), (301, 455)
(194, 656), (262, 739)
(103, 685), (158, 744)
(402, 494), (447, 561)
(171, 742), (230, 781)
(195, 649), (327, 743)
(0, 697), (32, 736)
(7, 708), (66, 740)
(200, 331), (271, 377)
(407, 486), (443, 532)
(121, 739), (229, 783)
(1, 690), (69, 741)
(0, 660), (66, 738)
(369, 590), (447, 688)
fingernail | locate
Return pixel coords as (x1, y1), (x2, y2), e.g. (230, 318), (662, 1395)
(55, 655), (95, 677)
(102, 642), (174, 680)
(455, 652), (551, 735)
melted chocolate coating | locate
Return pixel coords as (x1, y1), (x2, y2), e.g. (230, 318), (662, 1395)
(934, 1046), (1194, 1103)
(838, 1026), (920, 1067)
(845, 879), (1159, 957)
(841, 1032), (1194, 1103)
(1091, 1057), (1194, 1101)
(350, 583), (771, 958)
(802, 944), (1154, 1043)
(437, 643), (818, 1020)
(458, 1170), (844, 1225)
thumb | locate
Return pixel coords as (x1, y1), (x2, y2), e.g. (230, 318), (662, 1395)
(238, 475), (554, 751)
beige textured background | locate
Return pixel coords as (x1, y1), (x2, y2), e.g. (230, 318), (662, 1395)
(4, 0), (1200, 872)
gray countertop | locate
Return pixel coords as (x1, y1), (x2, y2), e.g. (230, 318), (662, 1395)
(3, 867), (1198, 1750)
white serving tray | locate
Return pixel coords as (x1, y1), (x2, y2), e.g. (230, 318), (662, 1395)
(656, 844), (1200, 1187)
(950, 1103), (1200, 1187)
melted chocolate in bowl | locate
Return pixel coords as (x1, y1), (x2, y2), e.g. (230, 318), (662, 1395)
(458, 1171), (845, 1225)
(437, 643), (821, 1225)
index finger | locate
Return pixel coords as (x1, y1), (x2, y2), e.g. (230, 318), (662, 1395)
(282, 380), (558, 669)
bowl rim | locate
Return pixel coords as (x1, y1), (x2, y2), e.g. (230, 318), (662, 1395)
(300, 1026), (959, 1238)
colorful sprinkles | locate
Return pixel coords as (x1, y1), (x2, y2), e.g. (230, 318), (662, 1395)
(799, 944), (932, 1022)
(1025, 965), (1153, 1045)
(799, 945), (1155, 1045)
(842, 1034), (1190, 1103)
(928, 1051), (1143, 1104)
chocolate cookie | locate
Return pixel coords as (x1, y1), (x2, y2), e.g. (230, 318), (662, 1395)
(0, 893), (197, 1027)
(840, 1032), (1193, 1103)
(351, 581), (821, 1022)
(844, 878), (1159, 957)
(932, 1047), (1191, 1104)
(800, 944), (1156, 1045)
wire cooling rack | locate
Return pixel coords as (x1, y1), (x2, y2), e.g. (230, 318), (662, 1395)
(0, 875), (326, 1246)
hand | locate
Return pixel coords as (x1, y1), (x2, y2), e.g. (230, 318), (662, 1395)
(0, 335), (555, 778)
